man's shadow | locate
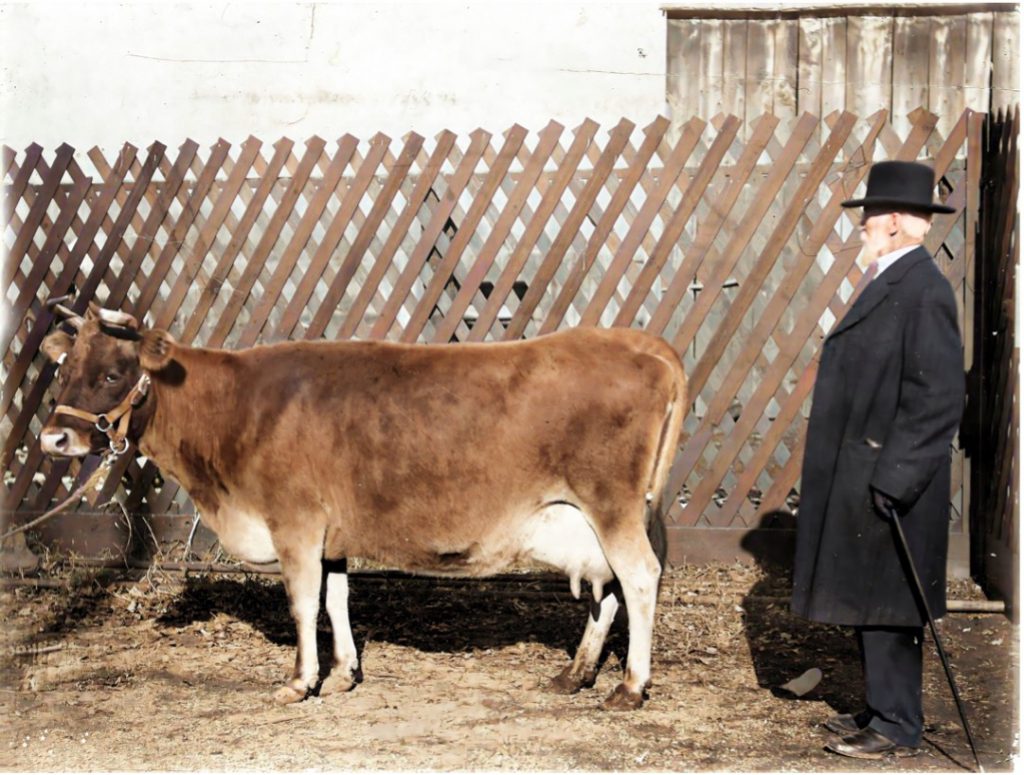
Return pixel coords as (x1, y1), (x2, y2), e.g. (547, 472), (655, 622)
(739, 510), (863, 715)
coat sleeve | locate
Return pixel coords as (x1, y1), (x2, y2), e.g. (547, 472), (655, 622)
(870, 279), (965, 506)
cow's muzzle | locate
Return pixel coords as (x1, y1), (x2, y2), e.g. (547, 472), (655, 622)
(47, 373), (150, 458)
(40, 427), (93, 457)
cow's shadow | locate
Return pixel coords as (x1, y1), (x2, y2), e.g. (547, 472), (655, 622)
(739, 511), (863, 715)
(158, 571), (626, 675)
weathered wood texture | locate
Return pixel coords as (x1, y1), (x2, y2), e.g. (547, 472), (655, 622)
(667, 7), (1020, 140)
(1, 110), (977, 565)
(966, 106), (1019, 616)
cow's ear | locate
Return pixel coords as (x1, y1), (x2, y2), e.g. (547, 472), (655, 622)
(42, 331), (74, 363)
(140, 329), (176, 371)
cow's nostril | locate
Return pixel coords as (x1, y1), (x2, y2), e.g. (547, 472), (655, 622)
(41, 429), (71, 455)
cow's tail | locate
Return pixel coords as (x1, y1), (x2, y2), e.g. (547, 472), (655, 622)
(645, 342), (688, 571)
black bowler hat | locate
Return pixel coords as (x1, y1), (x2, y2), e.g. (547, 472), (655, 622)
(840, 160), (956, 214)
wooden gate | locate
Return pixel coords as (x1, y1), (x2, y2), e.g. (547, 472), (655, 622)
(966, 107), (1019, 615)
(1, 108), (980, 566)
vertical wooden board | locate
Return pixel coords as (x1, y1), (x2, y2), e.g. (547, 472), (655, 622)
(798, 16), (824, 119)
(744, 20), (773, 126)
(668, 19), (701, 124)
(722, 20), (748, 123)
(820, 16), (847, 139)
(892, 16), (931, 139)
(965, 12), (994, 112)
(992, 11), (1021, 113)
(845, 15), (893, 127)
(929, 15), (967, 141)
(699, 19), (725, 120)
(771, 18), (799, 124)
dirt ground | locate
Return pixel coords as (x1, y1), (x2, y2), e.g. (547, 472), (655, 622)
(0, 560), (1017, 772)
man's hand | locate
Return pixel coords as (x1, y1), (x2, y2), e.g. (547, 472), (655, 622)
(871, 487), (898, 519)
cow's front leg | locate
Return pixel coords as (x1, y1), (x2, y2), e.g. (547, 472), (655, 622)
(320, 558), (361, 695)
(273, 535), (324, 704)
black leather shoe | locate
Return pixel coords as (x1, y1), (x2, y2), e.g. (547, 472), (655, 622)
(826, 727), (921, 760)
(823, 713), (862, 736)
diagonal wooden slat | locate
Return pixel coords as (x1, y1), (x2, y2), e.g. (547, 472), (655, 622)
(2, 144), (75, 290)
(612, 117), (741, 330)
(676, 111), (861, 396)
(667, 111), (824, 358)
(338, 131), (458, 341)
(156, 138), (263, 330)
(539, 117), (671, 335)
(181, 138), (294, 345)
(0, 174), (91, 357)
(576, 117), (706, 329)
(131, 140), (231, 318)
(306, 133), (426, 340)
(277, 134), (390, 340)
(645, 113), (779, 336)
(2, 143), (43, 218)
(400, 126), (529, 343)
(370, 129), (491, 341)
(431, 121), (565, 344)
(207, 136), (328, 348)
(502, 118), (636, 341)
(467, 120), (600, 342)
(236, 135), (358, 346)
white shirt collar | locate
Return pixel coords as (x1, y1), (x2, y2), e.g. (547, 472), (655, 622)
(874, 244), (920, 278)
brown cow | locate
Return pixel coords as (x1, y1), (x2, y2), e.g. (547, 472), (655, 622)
(39, 304), (687, 709)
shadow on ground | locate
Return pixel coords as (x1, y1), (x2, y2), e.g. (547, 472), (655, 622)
(157, 572), (630, 671)
(739, 512), (865, 718)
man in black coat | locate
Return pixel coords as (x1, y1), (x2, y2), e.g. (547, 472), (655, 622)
(791, 161), (965, 759)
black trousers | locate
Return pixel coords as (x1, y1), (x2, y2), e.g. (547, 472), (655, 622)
(855, 625), (924, 747)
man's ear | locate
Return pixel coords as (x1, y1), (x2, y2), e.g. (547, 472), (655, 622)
(140, 329), (176, 371)
(42, 331), (73, 363)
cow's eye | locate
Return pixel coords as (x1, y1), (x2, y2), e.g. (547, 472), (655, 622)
(105, 372), (121, 384)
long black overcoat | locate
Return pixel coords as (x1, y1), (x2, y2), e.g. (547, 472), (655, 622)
(791, 247), (965, 626)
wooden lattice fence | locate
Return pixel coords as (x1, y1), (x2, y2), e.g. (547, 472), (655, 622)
(1, 108), (978, 564)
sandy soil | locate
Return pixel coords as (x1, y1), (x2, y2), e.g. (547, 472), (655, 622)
(0, 561), (1017, 772)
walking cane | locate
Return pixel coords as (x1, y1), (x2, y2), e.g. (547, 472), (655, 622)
(887, 504), (984, 772)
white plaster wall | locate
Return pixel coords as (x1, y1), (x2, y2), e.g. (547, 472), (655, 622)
(0, 1), (667, 153)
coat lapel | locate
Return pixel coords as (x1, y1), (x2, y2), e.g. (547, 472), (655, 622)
(827, 247), (932, 339)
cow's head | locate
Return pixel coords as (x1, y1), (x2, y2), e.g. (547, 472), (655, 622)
(40, 303), (175, 457)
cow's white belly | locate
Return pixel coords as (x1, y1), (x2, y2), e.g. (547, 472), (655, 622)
(206, 507), (278, 564)
(516, 504), (614, 599)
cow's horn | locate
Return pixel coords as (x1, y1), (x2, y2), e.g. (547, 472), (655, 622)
(51, 303), (85, 331)
(88, 302), (139, 330)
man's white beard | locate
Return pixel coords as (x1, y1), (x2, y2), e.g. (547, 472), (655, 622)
(854, 246), (875, 271)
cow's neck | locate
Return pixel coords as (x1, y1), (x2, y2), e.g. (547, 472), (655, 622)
(134, 347), (241, 508)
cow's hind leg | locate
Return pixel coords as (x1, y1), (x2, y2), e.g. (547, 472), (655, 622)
(550, 587), (619, 694)
(273, 534), (324, 704)
(596, 520), (661, 710)
(320, 558), (361, 695)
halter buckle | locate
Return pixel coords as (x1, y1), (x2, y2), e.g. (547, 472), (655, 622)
(95, 414), (112, 433)
(109, 436), (130, 456)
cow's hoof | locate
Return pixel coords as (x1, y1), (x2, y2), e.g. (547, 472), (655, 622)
(549, 666), (597, 695)
(320, 670), (357, 696)
(601, 683), (644, 711)
(273, 683), (308, 705)
(549, 667), (583, 694)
